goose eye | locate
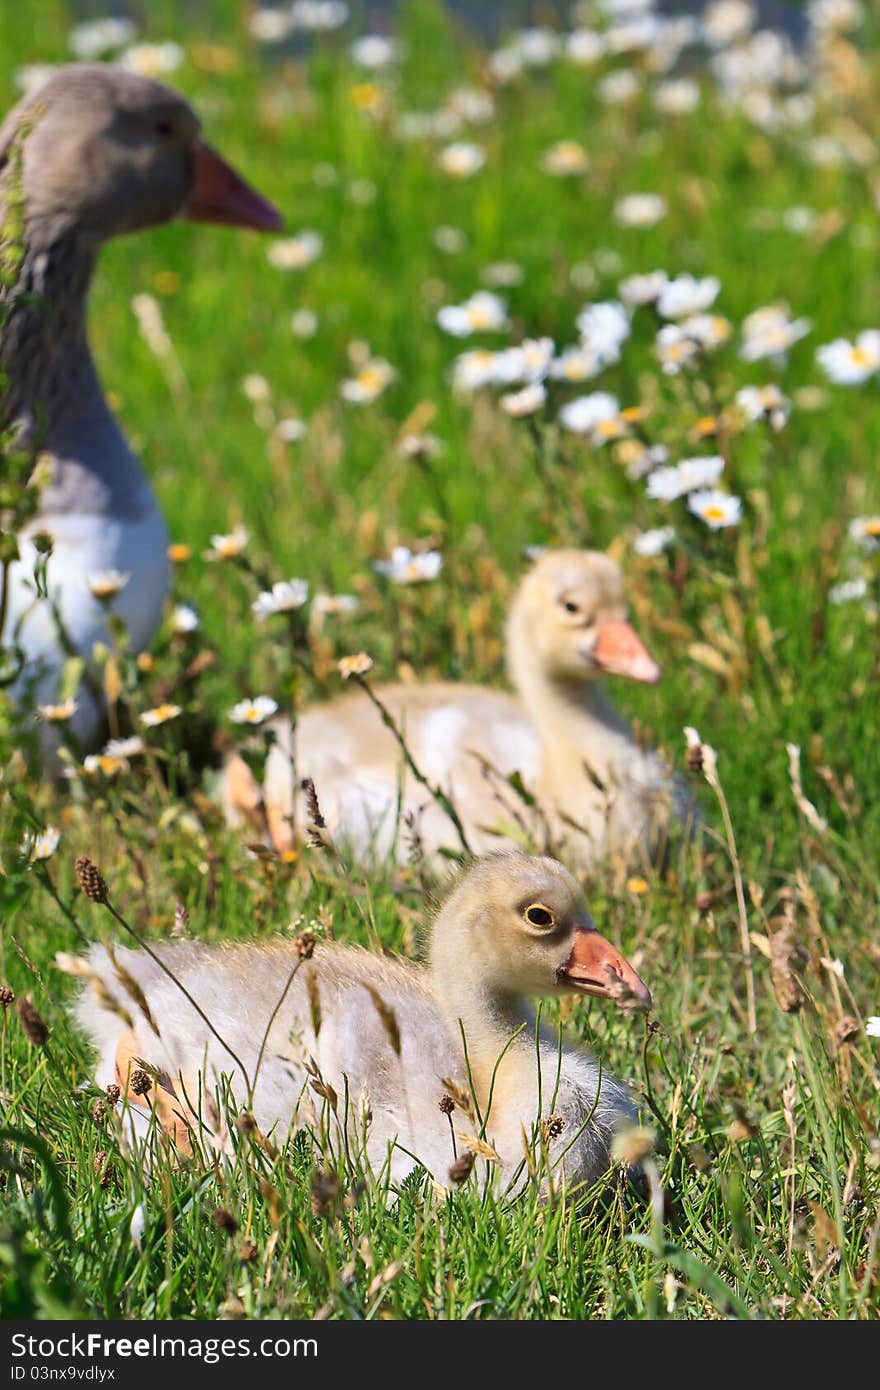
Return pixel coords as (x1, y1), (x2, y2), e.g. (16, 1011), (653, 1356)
(155, 119), (175, 139)
(560, 599), (581, 616)
(524, 903), (556, 930)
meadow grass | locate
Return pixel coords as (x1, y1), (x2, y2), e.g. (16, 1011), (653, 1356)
(0, 1), (879, 1319)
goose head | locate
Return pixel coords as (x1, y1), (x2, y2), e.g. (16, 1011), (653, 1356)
(507, 549), (661, 690)
(0, 63), (282, 251)
(431, 854), (651, 1010)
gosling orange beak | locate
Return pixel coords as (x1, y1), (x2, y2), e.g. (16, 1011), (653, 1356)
(185, 141), (283, 232)
(592, 619), (661, 685)
(557, 927), (652, 1011)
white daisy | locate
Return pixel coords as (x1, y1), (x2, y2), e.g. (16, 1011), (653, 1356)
(276, 417), (308, 443)
(251, 579), (310, 621)
(619, 271), (669, 307)
(140, 704), (183, 727)
(816, 331), (880, 385)
(437, 142), (485, 178)
(437, 292), (509, 337)
(702, 0), (755, 48)
(103, 736), (145, 759)
(740, 305), (811, 362)
(208, 526), (249, 559)
(229, 696), (279, 725)
(735, 385), (790, 431)
(647, 456), (725, 501)
(38, 699), (78, 723)
(566, 29), (605, 65)
(829, 576), (868, 605)
(576, 300), (630, 364)
(598, 69), (641, 104)
(654, 79), (700, 115)
(614, 193), (668, 228)
(549, 345), (604, 383)
(634, 526), (676, 557)
(119, 42), (184, 77)
(351, 35), (401, 68)
(14, 65), (57, 96)
(340, 358), (396, 404)
(170, 605), (200, 635)
(510, 337), (555, 383)
(501, 383), (546, 417)
(657, 275), (721, 321)
(451, 350), (503, 393)
(445, 88), (495, 125)
(541, 141), (589, 176)
(291, 2), (349, 31)
(338, 652), (374, 679)
(434, 226), (467, 254)
(849, 517), (880, 551)
(69, 17), (136, 58)
(688, 489), (742, 529)
(267, 232), (323, 271)
(249, 9), (295, 42)
(291, 308), (319, 338)
(481, 262), (524, 288)
(866, 1016), (880, 1038)
(25, 827), (61, 862)
(374, 546), (443, 584)
(559, 392), (621, 437)
(680, 313), (733, 350)
(87, 570), (130, 602)
(656, 324), (701, 374)
(313, 593), (360, 615)
(82, 753), (130, 777)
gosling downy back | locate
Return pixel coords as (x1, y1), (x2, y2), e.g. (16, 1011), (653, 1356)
(225, 549), (687, 867)
(68, 853), (649, 1196)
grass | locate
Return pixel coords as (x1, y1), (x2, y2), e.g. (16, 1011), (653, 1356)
(1, 0), (879, 1319)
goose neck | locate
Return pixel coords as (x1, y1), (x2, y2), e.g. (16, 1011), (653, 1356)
(429, 941), (534, 1102)
(1, 231), (97, 445)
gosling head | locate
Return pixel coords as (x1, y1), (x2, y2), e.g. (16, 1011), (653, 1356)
(434, 854), (652, 1010)
(0, 64), (282, 248)
(507, 549), (661, 688)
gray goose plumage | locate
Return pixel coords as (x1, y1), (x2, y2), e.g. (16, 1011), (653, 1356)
(0, 64), (281, 759)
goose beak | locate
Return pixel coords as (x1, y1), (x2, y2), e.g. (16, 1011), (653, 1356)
(185, 141), (283, 232)
(592, 619), (661, 685)
(557, 928), (652, 1011)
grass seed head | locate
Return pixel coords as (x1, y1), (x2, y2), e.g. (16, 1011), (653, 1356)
(129, 1068), (152, 1097)
(105, 1084), (121, 1107)
(295, 930), (317, 960)
(0, 985), (14, 1008)
(448, 1151), (475, 1184)
(770, 924), (807, 1013)
(611, 1123), (656, 1168)
(835, 1015), (860, 1047)
(438, 1093), (455, 1116)
(311, 1167), (342, 1218)
(75, 855), (109, 904)
(93, 1151), (113, 1188)
(92, 1099), (107, 1124)
(542, 1114), (565, 1142)
(17, 996), (49, 1046)
(212, 1207), (239, 1235)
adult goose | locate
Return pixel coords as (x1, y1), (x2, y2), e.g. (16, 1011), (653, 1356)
(0, 64), (281, 758)
(225, 549), (686, 868)
(70, 853), (650, 1191)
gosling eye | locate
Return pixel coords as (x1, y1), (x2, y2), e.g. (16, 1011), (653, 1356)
(559, 598), (582, 617)
(524, 903), (556, 930)
(154, 119), (176, 139)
